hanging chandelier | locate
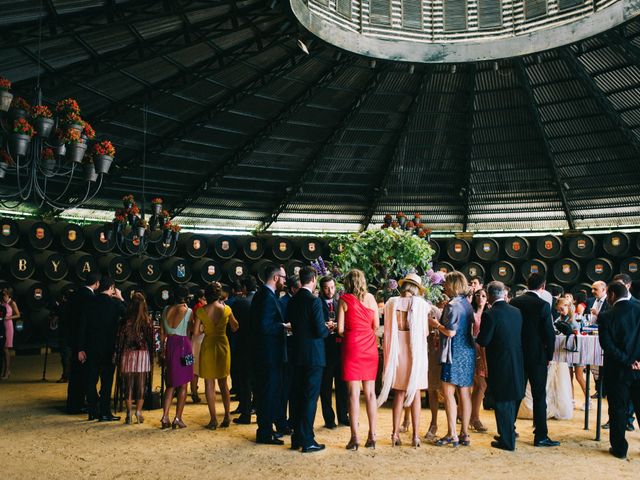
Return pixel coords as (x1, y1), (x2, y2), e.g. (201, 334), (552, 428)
(0, 77), (114, 209)
(109, 194), (180, 258)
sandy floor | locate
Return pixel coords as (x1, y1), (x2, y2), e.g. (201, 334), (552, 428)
(0, 355), (638, 479)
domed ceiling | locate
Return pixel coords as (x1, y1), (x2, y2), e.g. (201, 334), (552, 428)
(1, 0), (640, 234)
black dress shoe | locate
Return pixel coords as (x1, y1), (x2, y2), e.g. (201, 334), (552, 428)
(301, 443), (326, 453)
(490, 441), (514, 451)
(88, 411), (99, 421)
(609, 447), (627, 459)
(99, 414), (121, 422)
(534, 438), (560, 447)
(233, 416), (251, 425)
(602, 421), (610, 430)
(324, 423), (337, 429)
(626, 423), (635, 432)
(493, 435), (501, 442)
(256, 437), (284, 445)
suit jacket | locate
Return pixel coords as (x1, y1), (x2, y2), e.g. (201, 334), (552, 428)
(232, 291), (255, 350)
(476, 301), (525, 401)
(510, 291), (555, 366)
(586, 296), (609, 319)
(288, 288), (329, 367)
(250, 286), (286, 365)
(77, 293), (125, 359)
(321, 297), (340, 357)
(598, 300), (640, 383)
(69, 286), (95, 350)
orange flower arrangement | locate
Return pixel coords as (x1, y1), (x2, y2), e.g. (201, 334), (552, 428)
(93, 140), (116, 157)
(82, 122), (96, 140)
(41, 147), (55, 161)
(13, 118), (36, 137)
(11, 96), (30, 111)
(56, 98), (80, 115)
(31, 105), (52, 118)
(0, 77), (11, 91)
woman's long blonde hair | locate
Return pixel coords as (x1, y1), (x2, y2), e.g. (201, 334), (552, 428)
(343, 269), (368, 301)
(556, 297), (575, 322)
(444, 271), (468, 297)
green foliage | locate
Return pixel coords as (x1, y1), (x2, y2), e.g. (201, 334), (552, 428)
(329, 229), (435, 287)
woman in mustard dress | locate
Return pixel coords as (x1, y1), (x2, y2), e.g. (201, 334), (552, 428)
(193, 282), (239, 429)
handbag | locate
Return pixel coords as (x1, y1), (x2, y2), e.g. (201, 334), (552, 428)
(180, 340), (194, 366)
(555, 320), (579, 353)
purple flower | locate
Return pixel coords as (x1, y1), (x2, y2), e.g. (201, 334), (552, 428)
(429, 271), (445, 285)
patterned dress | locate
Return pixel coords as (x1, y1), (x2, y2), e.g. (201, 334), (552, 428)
(439, 295), (475, 387)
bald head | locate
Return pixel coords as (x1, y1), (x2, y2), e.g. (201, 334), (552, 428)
(592, 281), (607, 299)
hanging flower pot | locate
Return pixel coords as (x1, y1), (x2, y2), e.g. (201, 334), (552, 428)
(34, 117), (55, 138)
(137, 226), (146, 238)
(56, 142), (66, 156)
(0, 90), (13, 112)
(0, 162), (8, 179)
(42, 157), (56, 175)
(93, 154), (113, 174)
(66, 142), (87, 163)
(153, 203), (162, 215)
(10, 133), (31, 157)
(84, 163), (98, 182)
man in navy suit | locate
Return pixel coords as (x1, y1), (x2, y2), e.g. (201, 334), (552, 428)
(250, 264), (289, 445)
(288, 266), (329, 453)
(598, 281), (640, 459)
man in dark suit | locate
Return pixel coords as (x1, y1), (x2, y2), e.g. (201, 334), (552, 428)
(598, 281), (640, 459)
(477, 281), (525, 451)
(319, 275), (348, 428)
(66, 273), (100, 414)
(250, 265), (289, 445)
(288, 266), (329, 453)
(79, 276), (124, 421)
(277, 274), (301, 433)
(509, 273), (560, 447)
(231, 276), (257, 425)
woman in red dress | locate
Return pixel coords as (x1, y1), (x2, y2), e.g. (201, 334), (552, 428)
(337, 269), (380, 450)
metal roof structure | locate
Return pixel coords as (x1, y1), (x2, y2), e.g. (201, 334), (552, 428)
(1, 0), (640, 234)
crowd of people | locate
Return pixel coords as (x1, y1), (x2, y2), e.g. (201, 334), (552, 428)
(7, 264), (640, 459)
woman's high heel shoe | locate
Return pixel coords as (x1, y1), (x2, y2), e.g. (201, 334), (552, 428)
(172, 418), (187, 429)
(205, 420), (218, 430)
(459, 434), (471, 446)
(412, 437), (421, 448)
(125, 412), (132, 425)
(160, 417), (171, 429)
(220, 417), (230, 428)
(365, 437), (376, 449)
(135, 412), (144, 424)
(435, 436), (459, 447)
(345, 437), (359, 451)
(391, 434), (402, 447)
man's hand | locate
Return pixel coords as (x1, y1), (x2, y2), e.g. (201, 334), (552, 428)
(283, 322), (291, 332)
(631, 361), (640, 371)
(78, 351), (87, 363)
(113, 288), (124, 301)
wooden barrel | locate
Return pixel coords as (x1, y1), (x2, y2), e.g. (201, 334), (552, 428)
(98, 254), (132, 282)
(300, 238), (323, 261)
(242, 236), (265, 260)
(271, 237), (295, 261)
(14, 279), (49, 310)
(620, 256), (640, 281)
(585, 257), (614, 283)
(252, 259), (278, 284)
(602, 232), (630, 257)
(546, 282), (565, 296)
(520, 259), (548, 282)
(117, 281), (144, 302)
(570, 282), (592, 297)
(433, 261), (455, 274)
(223, 259), (248, 283)
(131, 256), (162, 284)
(21, 220), (54, 250)
(180, 233), (208, 258)
(147, 231), (178, 258)
(428, 239), (440, 261)
(67, 251), (99, 281)
(446, 239), (471, 263)
(162, 257), (192, 284)
(52, 222), (85, 251)
(34, 250), (69, 281)
(567, 234), (596, 259)
(490, 260), (516, 284)
(16, 308), (51, 345)
(460, 262), (486, 281)
(48, 281), (76, 300)
(503, 236), (530, 260)
(474, 238), (500, 262)
(85, 224), (116, 253)
(212, 235), (237, 259)
(146, 283), (173, 309)
(192, 257), (222, 283)
(0, 248), (35, 280)
(536, 235), (563, 260)
(0, 218), (20, 247)
(512, 284), (528, 296)
(285, 259), (304, 278)
(552, 258), (581, 284)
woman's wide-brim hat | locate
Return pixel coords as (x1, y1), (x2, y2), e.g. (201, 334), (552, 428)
(398, 272), (426, 294)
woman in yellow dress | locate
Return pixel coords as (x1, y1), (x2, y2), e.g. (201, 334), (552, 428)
(193, 282), (239, 429)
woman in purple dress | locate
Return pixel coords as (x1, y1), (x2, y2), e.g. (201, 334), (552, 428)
(160, 286), (194, 429)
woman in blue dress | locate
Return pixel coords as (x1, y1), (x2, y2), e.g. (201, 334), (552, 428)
(430, 271), (475, 447)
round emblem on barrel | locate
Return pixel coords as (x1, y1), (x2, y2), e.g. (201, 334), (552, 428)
(577, 239), (586, 249)
(308, 242), (316, 252)
(293, 266), (301, 274)
(193, 239), (201, 250)
(630, 262), (638, 273)
(611, 236), (621, 247)
(531, 265), (539, 274)
(250, 241), (258, 252)
(99, 231), (107, 243)
(454, 243), (462, 253)
(562, 263), (571, 274)
(498, 267), (507, 277)
(222, 240), (229, 251)
(469, 267), (477, 276)
(544, 240), (552, 250)
(235, 266), (244, 276)
(595, 263), (604, 274)
(207, 265), (216, 276)
(34, 288), (43, 300)
(279, 242), (287, 252)
(483, 243), (491, 253)
(161, 289), (170, 301)
(68, 230), (77, 241)
(512, 241), (520, 252)
(2, 224), (11, 236)
(35, 227), (45, 239)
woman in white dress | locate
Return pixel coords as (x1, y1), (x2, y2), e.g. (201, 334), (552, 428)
(378, 273), (430, 448)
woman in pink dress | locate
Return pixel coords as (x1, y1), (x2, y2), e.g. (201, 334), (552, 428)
(470, 288), (489, 432)
(2, 288), (20, 380)
(337, 269), (379, 450)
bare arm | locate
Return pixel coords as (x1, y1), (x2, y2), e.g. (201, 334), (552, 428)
(365, 293), (379, 331)
(337, 298), (346, 336)
(9, 300), (20, 320)
(229, 310), (239, 333)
